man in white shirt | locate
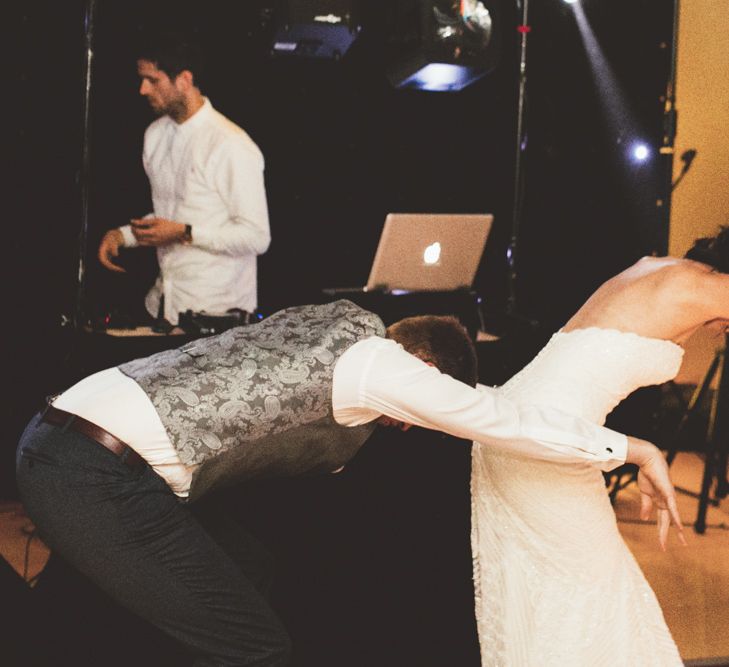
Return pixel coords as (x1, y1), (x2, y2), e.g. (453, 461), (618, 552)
(98, 31), (270, 326)
(16, 300), (681, 666)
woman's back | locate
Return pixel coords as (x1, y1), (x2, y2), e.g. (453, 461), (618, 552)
(563, 256), (723, 343)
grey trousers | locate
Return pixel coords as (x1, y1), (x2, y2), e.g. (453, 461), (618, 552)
(16, 413), (291, 667)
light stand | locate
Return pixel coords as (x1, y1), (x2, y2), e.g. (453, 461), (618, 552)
(505, 0), (530, 317)
(73, 0), (98, 331)
(654, 0), (680, 255)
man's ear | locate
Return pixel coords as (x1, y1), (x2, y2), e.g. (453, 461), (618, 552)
(175, 69), (195, 91)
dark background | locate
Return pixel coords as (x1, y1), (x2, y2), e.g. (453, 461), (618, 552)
(5, 1), (674, 665)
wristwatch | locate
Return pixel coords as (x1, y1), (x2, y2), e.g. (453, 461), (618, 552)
(182, 224), (193, 245)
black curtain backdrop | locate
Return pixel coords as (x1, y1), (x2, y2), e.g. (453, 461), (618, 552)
(77, 0), (673, 324)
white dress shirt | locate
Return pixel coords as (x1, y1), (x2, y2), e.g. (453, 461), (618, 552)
(119, 98), (270, 324)
(54, 336), (626, 498)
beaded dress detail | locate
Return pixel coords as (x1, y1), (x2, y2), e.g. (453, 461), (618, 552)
(471, 328), (684, 666)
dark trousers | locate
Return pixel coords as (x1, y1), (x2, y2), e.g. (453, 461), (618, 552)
(15, 413), (291, 667)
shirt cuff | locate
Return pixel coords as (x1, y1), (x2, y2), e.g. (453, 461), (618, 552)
(119, 224), (138, 248)
(598, 430), (628, 471)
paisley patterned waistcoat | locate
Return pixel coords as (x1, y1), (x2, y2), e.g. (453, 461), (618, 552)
(119, 300), (386, 500)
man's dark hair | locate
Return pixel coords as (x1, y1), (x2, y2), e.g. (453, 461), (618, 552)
(387, 315), (478, 387)
(134, 29), (206, 89)
(685, 225), (729, 274)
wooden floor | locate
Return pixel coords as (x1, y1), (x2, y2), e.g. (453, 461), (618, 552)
(2, 451), (729, 666)
(0, 502), (50, 589)
(616, 451), (729, 666)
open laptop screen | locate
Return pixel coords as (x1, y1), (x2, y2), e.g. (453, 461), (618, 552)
(365, 213), (493, 292)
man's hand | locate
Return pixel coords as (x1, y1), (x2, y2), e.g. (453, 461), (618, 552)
(625, 436), (686, 551)
(131, 217), (186, 247)
(98, 229), (126, 272)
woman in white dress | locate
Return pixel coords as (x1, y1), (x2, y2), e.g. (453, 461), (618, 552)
(472, 230), (729, 666)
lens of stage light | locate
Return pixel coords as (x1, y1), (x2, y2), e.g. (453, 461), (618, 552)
(399, 63), (476, 91)
(386, 0), (501, 91)
(631, 142), (651, 162)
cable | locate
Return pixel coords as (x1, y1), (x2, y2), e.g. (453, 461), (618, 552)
(23, 527), (38, 584)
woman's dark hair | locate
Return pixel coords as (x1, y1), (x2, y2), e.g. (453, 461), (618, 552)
(685, 226), (729, 274)
(134, 29), (206, 90)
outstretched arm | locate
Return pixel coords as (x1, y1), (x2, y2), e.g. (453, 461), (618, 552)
(335, 338), (626, 469)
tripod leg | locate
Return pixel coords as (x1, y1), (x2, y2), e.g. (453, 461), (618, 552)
(716, 446), (729, 499)
(666, 353), (720, 466)
(694, 448), (714, 535)
(695, 345), (727, 534)
(714, 334), (729, 499)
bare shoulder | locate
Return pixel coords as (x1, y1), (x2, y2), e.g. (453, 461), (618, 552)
(636, 255), (709, 272)
(662, 257), (718, 285)
(645, 257), (716, 298)
(627, 255), (712, 283)
(655, 258), (729, 320)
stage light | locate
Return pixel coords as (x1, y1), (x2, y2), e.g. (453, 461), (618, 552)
(386, 0), (501, 92)
(630, 142), (651, 163)
(562, 0), (580, 5)
(395, 62), (479, 91)
(270, 0), (362, 60)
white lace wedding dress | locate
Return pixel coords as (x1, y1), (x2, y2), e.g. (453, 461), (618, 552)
(471, 328), (684, 666)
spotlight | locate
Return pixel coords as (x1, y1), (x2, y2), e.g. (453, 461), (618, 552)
(630, 142), (651, 163)
(386, 0), (501, 92)
(562, 0), (580, 4)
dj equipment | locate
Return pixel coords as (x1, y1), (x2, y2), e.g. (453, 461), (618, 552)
(178, 309), (260, 336)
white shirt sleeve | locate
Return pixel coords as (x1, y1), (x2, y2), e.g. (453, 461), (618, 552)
(332, 337), (627, 471)
(192, 139), (271, 257)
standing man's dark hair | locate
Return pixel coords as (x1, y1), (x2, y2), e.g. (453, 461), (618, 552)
(134, 29), (207, 91)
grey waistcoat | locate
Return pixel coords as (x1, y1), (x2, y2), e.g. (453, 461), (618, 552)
(119, 300), (386, 501)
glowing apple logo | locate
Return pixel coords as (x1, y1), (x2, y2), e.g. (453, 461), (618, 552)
(423, 241), (441, 265)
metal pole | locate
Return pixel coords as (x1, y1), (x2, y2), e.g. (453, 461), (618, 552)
(506, 0), (530, 316)
(74, 0), (97, 330)
(655, 0), (680, 256)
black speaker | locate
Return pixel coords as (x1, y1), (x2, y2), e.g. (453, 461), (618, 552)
(271, 0), (362, 60)
(385, 0), (502, 91)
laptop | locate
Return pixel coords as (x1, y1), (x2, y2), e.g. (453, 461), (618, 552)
(324, 212), (490, 295)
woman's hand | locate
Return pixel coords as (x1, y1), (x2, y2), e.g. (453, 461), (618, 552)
(625, 436), (686, 550)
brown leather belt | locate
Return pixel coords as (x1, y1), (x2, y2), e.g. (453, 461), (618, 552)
(41, 405), (145, 468)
